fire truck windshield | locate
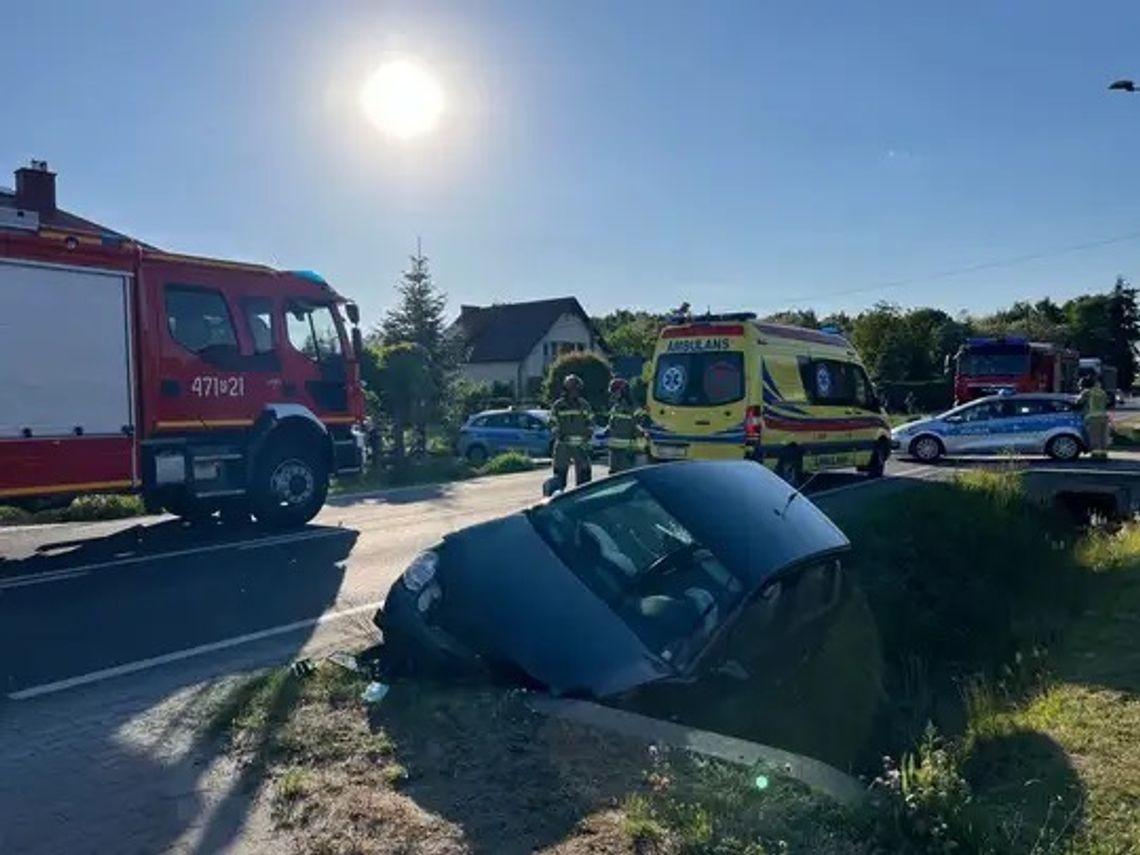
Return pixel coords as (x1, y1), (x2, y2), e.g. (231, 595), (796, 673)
(958, 351), (1030, 376)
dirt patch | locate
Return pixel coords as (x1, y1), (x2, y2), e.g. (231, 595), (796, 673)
(210, 664), (865, 854)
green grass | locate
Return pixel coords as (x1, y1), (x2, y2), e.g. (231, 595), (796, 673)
(333, 451), (538, 494)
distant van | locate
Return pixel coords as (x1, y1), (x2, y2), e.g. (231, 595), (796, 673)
(646, 313), (891, 485)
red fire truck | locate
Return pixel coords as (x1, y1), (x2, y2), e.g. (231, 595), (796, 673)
(952, 337), (1079, 404)
(1, 171), (365, 526)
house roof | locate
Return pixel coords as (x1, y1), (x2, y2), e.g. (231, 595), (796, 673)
(452, 297), (597, 363)
(0, 187), (132, 239)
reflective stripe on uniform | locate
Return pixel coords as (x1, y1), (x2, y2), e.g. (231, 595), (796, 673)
(562, 436), (586, 446)
(608, 437), (636, 449)
(557, 409), (588, 418)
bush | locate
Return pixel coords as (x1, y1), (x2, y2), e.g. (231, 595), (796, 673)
(0, 493), (145, 526)
(542, 351), (613, 412)
(477, 452), (536, 476)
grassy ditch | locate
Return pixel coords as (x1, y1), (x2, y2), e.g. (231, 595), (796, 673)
(209, 471), (1140, 853)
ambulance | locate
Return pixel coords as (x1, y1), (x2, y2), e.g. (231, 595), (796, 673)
(646, 313), (891, 485)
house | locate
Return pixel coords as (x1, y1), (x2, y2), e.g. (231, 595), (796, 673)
(0, 160), (134, 241)
(451, 297), (604, 397)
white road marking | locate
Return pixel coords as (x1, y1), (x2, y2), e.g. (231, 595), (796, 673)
(810, 464), (937, 499)
(7, 599), (384, 701)
(0, 528), (348, 591)
(0, 568), (91, 590)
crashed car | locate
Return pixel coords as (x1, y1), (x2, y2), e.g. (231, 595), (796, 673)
(375, 460), (850, 700)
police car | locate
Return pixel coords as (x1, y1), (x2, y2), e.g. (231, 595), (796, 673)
(891, 393), (1087, 462)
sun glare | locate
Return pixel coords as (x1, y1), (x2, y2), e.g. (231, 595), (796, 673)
(360, 59), (444, 140)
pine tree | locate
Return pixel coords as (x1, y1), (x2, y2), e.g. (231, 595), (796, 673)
(376, 246), (452, 453)
(379, 249), (448, 358)
(1107, 275), (1140, 390)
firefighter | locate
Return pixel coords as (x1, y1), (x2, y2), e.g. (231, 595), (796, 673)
(549, 374), (593, 491)
(606, 377), (642, 474)
(1078, 375), (1110, 459)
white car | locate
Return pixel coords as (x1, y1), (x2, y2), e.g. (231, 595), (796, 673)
(891, 393), (1087, 462)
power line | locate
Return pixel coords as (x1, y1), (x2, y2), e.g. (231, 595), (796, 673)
(773, 228), (1140, 308)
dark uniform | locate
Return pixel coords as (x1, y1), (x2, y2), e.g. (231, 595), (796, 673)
(551, 396), (593, 489)
(607, 400), (641, 474)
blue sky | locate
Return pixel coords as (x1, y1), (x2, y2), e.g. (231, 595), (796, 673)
(6, 0), (1140, 326)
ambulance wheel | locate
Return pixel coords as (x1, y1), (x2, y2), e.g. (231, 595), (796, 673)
(775, 451), (804, 488)
(252, 440), (328, 528)
(864, 441), (888, 479)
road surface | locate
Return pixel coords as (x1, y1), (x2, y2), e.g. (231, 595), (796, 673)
(0, 453), (1136, 854)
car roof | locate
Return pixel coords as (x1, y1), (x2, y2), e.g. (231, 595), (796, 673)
(471, 407), (550, 418)
(968, 392), (1076, 403)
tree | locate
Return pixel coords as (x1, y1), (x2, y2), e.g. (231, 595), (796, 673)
(606, 315), (663, 357)
(366, 343), (435, 461)
(1106, 276), (1140, 390)
(763, 309), (819, 328)
(542, 351), (613, 414)
(377, 248), (452, 450)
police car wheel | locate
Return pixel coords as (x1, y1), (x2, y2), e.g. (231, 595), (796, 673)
(465, 445), (488, 466)
(911, 435), (943, 462)
(1047, 434), (1081, 461)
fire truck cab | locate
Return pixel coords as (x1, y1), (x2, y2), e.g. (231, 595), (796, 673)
(1, 227), (365, 527)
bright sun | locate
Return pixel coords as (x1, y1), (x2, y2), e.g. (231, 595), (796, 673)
(360, 60), (444, 140)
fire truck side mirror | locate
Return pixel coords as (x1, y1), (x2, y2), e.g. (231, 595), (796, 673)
(345, 302), (361, 325)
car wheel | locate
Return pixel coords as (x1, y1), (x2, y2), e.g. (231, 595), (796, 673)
(774, 450), (804, 488)
(251, 440), (328, 528)
(465, 444), (488, 467)
(865, 441), (888, 479)
(910, 435), (944, 463)
(1046, 433), (1082, 461)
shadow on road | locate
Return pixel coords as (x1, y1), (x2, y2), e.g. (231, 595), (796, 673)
(0, 524), (360, 855)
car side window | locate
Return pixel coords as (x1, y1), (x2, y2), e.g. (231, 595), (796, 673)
(800, 358), (856, 405)
(483, 413), (511, 428)
(1048, 399), (1075, 413)
(852, 365), (875, 409)
(242, 297), (276, 354)
(1011, 400), (1045, 417)
(961, 402), (995, 422)
(165, 286), (238, 354)
(525, 415), (546, 431)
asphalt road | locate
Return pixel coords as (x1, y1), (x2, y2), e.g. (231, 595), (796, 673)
(0, 458), (934, 701)
(3, 447), (1140, 702)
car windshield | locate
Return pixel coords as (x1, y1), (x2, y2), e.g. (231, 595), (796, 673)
(527, 476), (745, 669)
(958, 351), (1030, 376)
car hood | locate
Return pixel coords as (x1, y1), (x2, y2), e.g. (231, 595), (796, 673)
(437, 513), (671, 698)
(892, 416), (941, 435)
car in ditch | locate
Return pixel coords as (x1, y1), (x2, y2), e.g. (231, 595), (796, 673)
(891, 393), (1088, 463)
(374, 460), (851, 700)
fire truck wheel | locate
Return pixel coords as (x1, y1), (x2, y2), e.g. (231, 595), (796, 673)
(252, 440), (328, 528)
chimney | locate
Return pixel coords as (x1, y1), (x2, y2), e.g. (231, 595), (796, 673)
(14, 159), (56, 213)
